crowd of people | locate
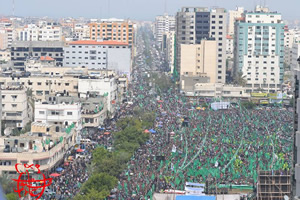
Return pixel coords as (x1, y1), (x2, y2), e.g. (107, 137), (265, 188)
(42, 28), (293, 200)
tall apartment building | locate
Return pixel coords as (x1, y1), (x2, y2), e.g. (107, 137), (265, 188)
(292, 42), (300, 71)
(176, 7), (227, 83)
(162, 31), (175, 73)
(11, 41), (64, 70)
(154, 14), (176, 44)
(89, 19), (134, 47)
(233, 6), (285, 92)
(180, 40), (217, 92)
(0, 28), (16, 49)
(0, 30), (8, 50)
(227, 7), (244, 36)
(284, 27), (300, 67)
(19, 23), (62, 41)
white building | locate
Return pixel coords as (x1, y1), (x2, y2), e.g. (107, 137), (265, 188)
(0, 122), (77, 178)
(233, 6), (285, 92)
(284, 27), (300, 67)
(226, 35), (234, 59)
(1, 86), (30, 130)
(19, 24), (62, 41)
(292, 42), (300, 71)
(63, 40), (131, 78)
(78, 76), (118, 114)
(162, 31), (175, 73)
(155, 14), (176, 44)
(35, 101), (82, 132)
(73, 23), (90, 40)
(227, 7), (244, 36)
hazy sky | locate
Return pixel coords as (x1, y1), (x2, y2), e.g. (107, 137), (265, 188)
(0, 0), (299, 21)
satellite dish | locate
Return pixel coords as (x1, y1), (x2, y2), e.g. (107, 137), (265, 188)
(4, 127), (13, 136)
(284, 195), (289, 200)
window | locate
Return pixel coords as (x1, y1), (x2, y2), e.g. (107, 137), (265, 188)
(37, 82), (42, 86)
(12, 104), (17, 108)
(65, 83), (70, 86)
(67, 112), (72, 116)
(39, 111), (45, 115)
(2, 95), (5, 99)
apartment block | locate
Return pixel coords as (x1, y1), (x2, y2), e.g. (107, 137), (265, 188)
(35, 101), (82, 133)
(11, 41), (64, 70)
(233, 6), (285, 92)
(155, 14), (176, 44)
(1, 86), (30, 130)
(227, 7), (244, 36)
(162, 31), (175, 73)
(63, 40), (131, 78)
(89, 19), (135, 47)
(180, 40), (217, 92)
(176, 7), (227, 83)
(0, 122), (77, 178)
(19, 23), (62, 42)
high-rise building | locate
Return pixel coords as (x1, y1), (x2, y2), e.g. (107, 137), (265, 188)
(175, 7), (227, 83)
(294, 69), (300, 199)
(292, 42), (300, 71)
(233, 5), (285, 92)
(18, 23), (62, 42)
(154, 14), (175, 44)
(284, 27), (300, 68)
(89, 19), (135, 48)
(227, 7), (244, 36)
(180, 40), (217, 92)
(162, 31), (175, 73)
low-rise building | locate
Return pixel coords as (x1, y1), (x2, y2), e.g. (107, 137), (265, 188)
(0, 50), (10, 62)
(0, 122), (77, 178)
(35, 101), (82, 133)
(78, 75), (118, 114)
(1, 85), (30, 130)
(183, 83), (251, 99)
(45, 94), (108, 128)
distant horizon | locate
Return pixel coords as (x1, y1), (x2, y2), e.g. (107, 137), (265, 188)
(0, 0), (299, 22)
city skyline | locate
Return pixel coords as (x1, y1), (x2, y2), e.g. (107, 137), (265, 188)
(0, 0), (299, 21)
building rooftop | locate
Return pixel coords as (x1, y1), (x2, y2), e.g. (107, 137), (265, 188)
(40, 56), (55, 61)
(69, 40), (128, 46)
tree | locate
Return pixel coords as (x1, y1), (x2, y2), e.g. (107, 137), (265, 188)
(74, 188), (109, 200)
(241, 101), (256, 109)
(0, 174), (15, 194)
(80, 173), (117, 197)
(6, 193), (18, 200)
(233, 72), (247, 87)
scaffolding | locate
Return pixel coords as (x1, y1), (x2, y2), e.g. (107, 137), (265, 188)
(257, 170), (291, 200)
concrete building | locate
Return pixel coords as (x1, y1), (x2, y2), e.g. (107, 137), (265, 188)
(184, 83), (251, 99)
(19, 23), (62, 42)
(162, 31), (175, 73)
(233, 5), (285, 92)
(0, 50), (10, 62)
(73, 23), (90, 41)
(284, 27), (300, 67)
(0, 122), (77, 178)
(45, 95), (108, 128)
(227, 7), (244, 36)
(1, 86), (30, 130)
(293, 69), (300, 199)
(176, 7), (227, 83)
(11, 41), (64, 70)
(226, 35), (234, 59)
(0, 75), (79, 101)
(78, 76), (118, 114)
(292, 42), (300, 71)
(63, 40), (131, 78)
(180, 40), (217, 91)
(89, 19), (135, 47)
(0, 30), (8, 50)
(35, 101), (82, 133)
(154, 14), (176, 44)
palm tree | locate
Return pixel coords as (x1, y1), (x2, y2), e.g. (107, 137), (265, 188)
(0, 173), (15, 194)
(233, 71), (247, 87)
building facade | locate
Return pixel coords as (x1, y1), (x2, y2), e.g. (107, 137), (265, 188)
(233, 6), (285, 92)
(11, 41), (64, 70)
(154, 14), (176, 44)
(180, 40), (217, 91)
(19, 24), (62, 42)
(89, 19), (135, 47)
(227, 7), (244, 36)
(176, 7), (227, 83)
